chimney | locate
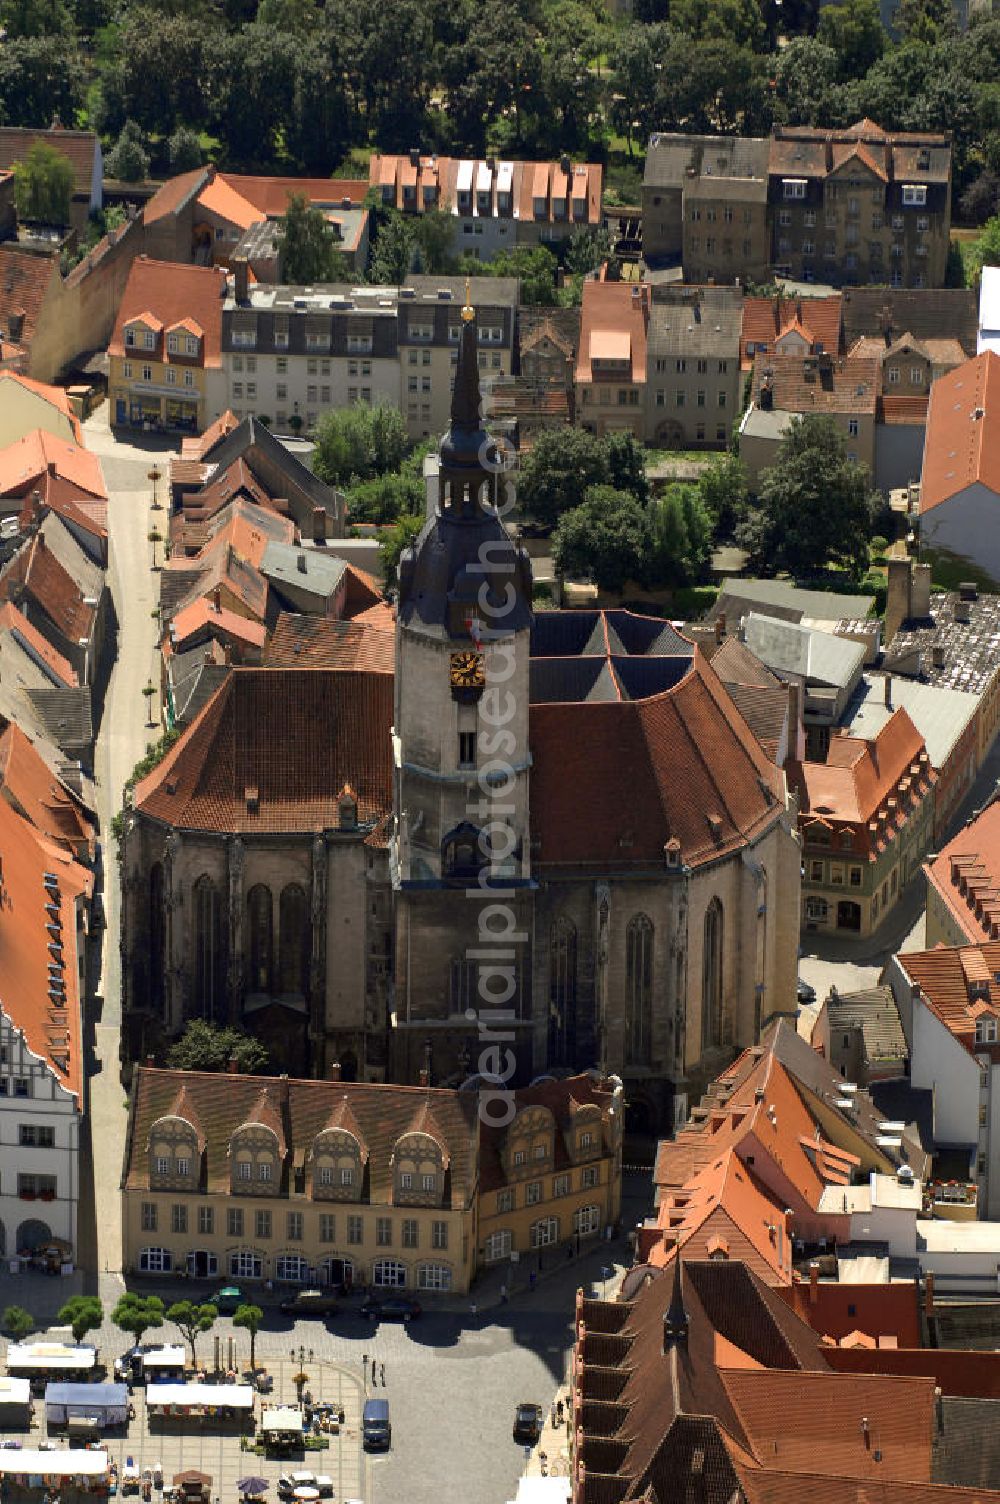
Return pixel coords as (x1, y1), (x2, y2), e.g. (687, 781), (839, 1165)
(809, 1261), (819, 1305)
(233, 255), (249, 306)
(714, 612), (726, 645)
(329, 1061), (342, 1082)
(925, 1270), (935, 1317)
(206, 164), (216, 183)
(213, 585), (222, 613)
(861, 1417), (870, 1450)
(883, 674), (892, 709)
(931, 643), (945, 669)
(784, 681), (801, 767)
(227, 1056), (239, 1074)
(145, 1055), (155, 1069)
(418, 1067), (430, 1087)
(312, 505), (326, 543)
(36, 530), (45, 551)
(297, 553), (307, 575)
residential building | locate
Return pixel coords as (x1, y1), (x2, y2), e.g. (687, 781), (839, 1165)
(0, 787), (91, 1269)
(918, 351), (1000, 587)
(924, 797), (1000, 948)
(979, 264), (1000, 356)
(740, 350), (879, 486)
(848, 328), (966, 494)
(220, 270), (517, 441)
(742, 613), (865, 759)
(699, 577), (877, 636)
(488, 307), (579, 443)
(740, 292), (843, 370)
(120, 1065), (622, 1292)
(794, 707), (936, 937)
(812, 984), (908, 1083)
(644, 286), (742, 449)
(641, 133), (770, 280)
(368, 152), (602, 257)
(769, 120), (952, 288)
(575, 280), (648, 439)
(109, 258), (227, 433)
(265, 611), (395, 674)
(0, 517), (109, 691)
(0, 128), (102, 232)
(841, 286), (979, 359)
(706, 635), (802, 766)
(884, 562), (1000, 767)
(840, 672), (978, 840)
(142, 167), (370, 276)
(0, 372), (82, 448)
(885, 942), (1000, 1219)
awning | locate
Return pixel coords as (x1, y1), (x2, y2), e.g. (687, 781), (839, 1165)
(0, 1378), (31, 1406)
(148, 1383), (254, 1409)
(45, 1382), (128, 1422)
(259, 1408), (303, 1434)
(0, 1450), (109, 1478)
(7, 1344), (96, 1372)
(142, 1347), (186, 1369)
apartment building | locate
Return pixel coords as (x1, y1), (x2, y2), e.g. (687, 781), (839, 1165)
(641, 133), (771, 280)
(575, 280), (648, 439)
(645, 285), (742, 448)
(740, 350), (880, 485)
(769, 122), (952, 288)
(121, 1066), (622, 1294)
(369, 152), (602, 257)
(109, 258), (227, 432)
(220, 269), (517, 439)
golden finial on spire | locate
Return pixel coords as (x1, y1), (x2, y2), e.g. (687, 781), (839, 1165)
(461, 276), (475, 323)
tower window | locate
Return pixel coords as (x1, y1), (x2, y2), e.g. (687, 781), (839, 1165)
(459, 732), (476, 768)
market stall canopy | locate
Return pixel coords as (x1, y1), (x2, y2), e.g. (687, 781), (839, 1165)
(237, 1479), (268, 1495)
(174, 1472), (212, 1489)
(142, 1347), (186, 1370)
(0, 1378), (31, 1406)
(260, 1408), (303, 1434)
(0, 1450), (109, 1477)
(151, 1384), (254, 1409)
(6, 1344), (96, 1372)
(44, 1383), (128, 1423)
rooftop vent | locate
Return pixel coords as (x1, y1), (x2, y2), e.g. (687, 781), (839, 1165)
(245, 785), (259, 814)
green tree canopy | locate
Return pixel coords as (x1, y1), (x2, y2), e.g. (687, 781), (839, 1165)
(517, 427), (613, 527)
(368, 210), (414, 285)
(2, 1306), (34, 1340)
(233, 1304), (264, 1371)
(378, 512), (423, 587)
(313, 402), (409, 488)
(977, 212), (1000, 269)
(58, 1297), (103, 1345)
(553, 485), (649, 593)
(737, 414), (877, 577)
(280, 192), (352, 283)
(816, 0), (885, 80)
(111, 1293), (165, 1347)
(165, 1019), (269, 1074)
(12, 141), (73, 225)
(648, 485), (714, 587)
(166, 1301), (217, 1366)
(698, 453), (749, 537)
(106, 120), (150, 182)
(168, 126), (204, 173)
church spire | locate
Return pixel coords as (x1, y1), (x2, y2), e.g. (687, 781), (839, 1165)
(451, 279), (481, 434)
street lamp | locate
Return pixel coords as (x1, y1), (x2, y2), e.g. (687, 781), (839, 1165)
(148, 465), (162, 511)
(148, 526), (163, 570)
(142, 678), (156, 728)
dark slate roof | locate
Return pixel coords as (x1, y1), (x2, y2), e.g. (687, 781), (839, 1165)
(841, 289), (979, 360)
(24, 687), (93, 753)
(202, 417), (342, 525)
(932, 1396), (1000, 1488)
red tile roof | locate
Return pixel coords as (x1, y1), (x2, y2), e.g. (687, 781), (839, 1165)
(0, 533), (96, 645)
(219, 175), (369, 217)
(780, 1280), (921, 1347)
(0, 721), (94, 859)
(751, 352), (879, 416)
(741, 294), (842, 369)
(142, 167), (210, 226)
(133, 668), (394, 834)
(576, 280), (648, 385)
(530, 650), (785, 872)
(0, 788), (90, 1103)
(0, 244), (58, 352)
(180, 410), (239, 462)
(0, 600), (77, 687)
(0, 428), (106, 500)
(0, 373), (82, 443)
(110, 258), (227, 369)
(897, 941), (1000, 1055)
(341, 562), (384, 617)
(924, 797), (1000, 945)
(920, 351), (1000, 513)
(266, 612), (395, 673)
(169, 597), (267, 652)
(0, 128), (98, 196)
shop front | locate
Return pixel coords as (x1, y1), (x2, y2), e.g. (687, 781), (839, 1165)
(114, 381), (203, 433)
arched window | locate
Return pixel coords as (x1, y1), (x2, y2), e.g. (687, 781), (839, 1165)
(625, 915), (653, 1066)
(149, 863), (165, 1013)
(247, 884), (273, 993)
(548, 918), (577, 1065)
(278, 884), (309, 995)
(702, 898), (724, 1049)
(193, 876), (221, 1021)
(442, 822), (485, 882)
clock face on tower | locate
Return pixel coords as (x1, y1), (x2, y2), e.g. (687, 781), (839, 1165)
(450, 651), (485, 689)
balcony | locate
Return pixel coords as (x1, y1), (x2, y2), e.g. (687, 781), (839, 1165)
(925, 1179), (978, 1221)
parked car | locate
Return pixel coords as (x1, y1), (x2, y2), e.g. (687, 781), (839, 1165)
(214, 1285), (243, 1314)
(278, 1289), (338, 1317)
(362, 1398), (391, 1450)
(513, 1403), (543, 1444)
(796, 977), (817, 1005)
(360, 1294), (422, 1323)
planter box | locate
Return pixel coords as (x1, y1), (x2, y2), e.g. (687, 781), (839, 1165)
(39, 1191), (55, 1202)
(19, 1191), (36, 1201)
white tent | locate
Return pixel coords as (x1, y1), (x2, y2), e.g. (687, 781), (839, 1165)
(146, 1383), (254, 1413)
(0, 1449), (109, 1479)
(141, 1346), (186, 1373)
(6, 1343), (96, 1374)
(260, 1408), (303, 1437)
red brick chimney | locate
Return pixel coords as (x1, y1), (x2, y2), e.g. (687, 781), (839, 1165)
(227, 1056), (239, 1074)
(925, 1270), (935, 1317)
(329, 1061), (342, 1082)
(809, 1261), (819, 1305)
(418, 1067), (430, 1087)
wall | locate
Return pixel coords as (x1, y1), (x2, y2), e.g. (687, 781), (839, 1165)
(645, 352), (741, 448)
(910, 993), (978, 1146)
(875, 419), (926, 496)
(0, 1013), (80, 1263)
(921, 484), (1000, 592)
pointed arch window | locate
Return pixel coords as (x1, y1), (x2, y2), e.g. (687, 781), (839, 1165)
(247, 884), (273, 993)
(702, 898), (724, 1049)
(278, 884), (309, 995)
(625, 915), (653, 1066)
(549, 918), (577, 1065)
(149, 862), (165, 1013)
(193, 876), (221, 1021)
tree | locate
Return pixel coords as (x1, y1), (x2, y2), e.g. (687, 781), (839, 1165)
(698, 453), (749, 537)
(518, 427), (611, 527)
(111, 1293), (165, 1348)
(313, 403), (409, 488)
(773, 37), (841, 126)
(378, 512), (423, 588)
(977, 212), (1000, 268)
(605, 432), (650, 508)
(256, 0), (317, 30)
(669, 0), (766, 51)
(610, 24), (668, 156)
(565, 226), (613, 278)
(464, 244), (558, 306)
(1, 1306), (34, 1340)
(816, 0), (885, 80)
(12, 141), (73, 226)
(169, 126), (204, 173)
(166, 1301), (217, 1367)
(737, 414), (877, 577)
(410, 211), (456, 275)
(346, 469), (424, 525)
(106, 120), (150, 183)
(279, 193), (352, 284)
(367, 210), (414, 285)
(0, 0), (74, 37)
(166, 1018), (269, 1074)
(233, 1304), (264, 1372)
(0, 38), (85, 127)
(553, 486), (649, 593)
(58, 1297), (103, 1345)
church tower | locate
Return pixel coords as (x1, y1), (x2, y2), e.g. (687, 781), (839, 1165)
(391, 288), (535, 1082)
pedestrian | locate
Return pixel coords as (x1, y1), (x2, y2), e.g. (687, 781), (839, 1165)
(371, 1357), (378, 1384)
(566, 1243), (573, 1262)
(529, 1270), (536, 1292)
(380, 1362), (385, 1386)
(500, 1282), (508, 1304)
(362, 1352), (368, 1371)
(470, 1301), (478, 1320)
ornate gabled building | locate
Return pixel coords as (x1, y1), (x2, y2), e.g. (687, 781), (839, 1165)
(121, 294), (801, 1132)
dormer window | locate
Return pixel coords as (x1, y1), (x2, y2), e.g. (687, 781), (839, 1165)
(533, 1143), (546, 1160)
(167, 333), (179, 354)
(580, 1132), (593, 1150)
(976, 1016), (998, 1043)
(258, 1161), (272, 1182)
(176, 1157), (190, 1177)
(341, 1167), (354, 1186)
(144, 330), (156, 350)
(125, 328), (135, 347)
(186, 335), (199, 355)
(237, 1159), (252, 1180)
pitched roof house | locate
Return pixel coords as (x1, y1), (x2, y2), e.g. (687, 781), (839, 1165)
(918, 351), (1000, 587)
